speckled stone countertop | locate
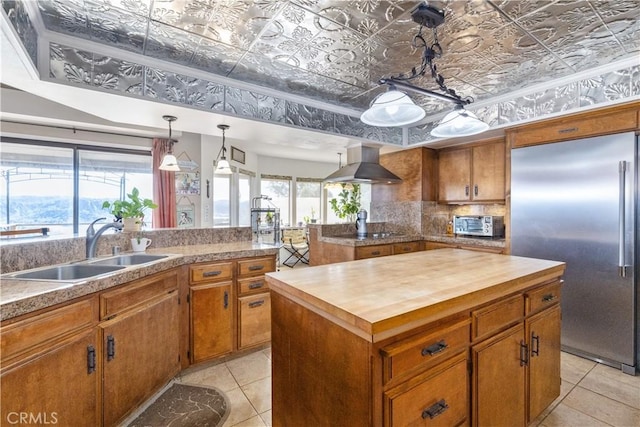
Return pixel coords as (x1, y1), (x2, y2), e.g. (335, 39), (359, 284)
(424, 234), (506, 248)
(319, 233), (424, 247)
(0, 242), (279, 322)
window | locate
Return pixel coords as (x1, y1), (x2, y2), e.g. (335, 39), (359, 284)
(260, 175), (291, 227)
(1, 139), (152, 235)
(238, 171), (252, 227)
(212, 173), (231, 227)
(296, 179), (321, 225)
(325, 183), (371, 224)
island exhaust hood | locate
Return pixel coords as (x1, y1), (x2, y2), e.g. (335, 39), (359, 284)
(324, 145), (401, 184)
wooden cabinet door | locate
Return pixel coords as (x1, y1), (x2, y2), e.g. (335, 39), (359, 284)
(238, 292), (271, 349)
(190, 282), (234, 363)
(1, 329), (99, 426)
(472, 141), (505, 201)
(438, 148), (472, 202)
(472, 323), (526, 427)
(527, 305), (561, 422)
(101, 291), (180, 427)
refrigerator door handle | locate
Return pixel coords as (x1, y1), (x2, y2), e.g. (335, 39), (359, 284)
(618, 161), (628, 278)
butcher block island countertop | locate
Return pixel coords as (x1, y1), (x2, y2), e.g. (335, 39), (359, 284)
(265, 249), (566, 427)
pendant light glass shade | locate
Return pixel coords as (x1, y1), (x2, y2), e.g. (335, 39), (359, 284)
(159, 153), (180, 171)
(215, 158), (232, 174)
(430, 107), (489, 138)
(214, 124), (232, 174)
(360, 90), (426, 127)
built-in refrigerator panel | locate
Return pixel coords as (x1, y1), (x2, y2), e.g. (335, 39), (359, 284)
(511, 132), (637, 373)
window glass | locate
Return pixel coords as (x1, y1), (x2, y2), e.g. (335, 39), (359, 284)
(260, 178), (290, 227)
(296, 181), (321, 225)
(238, 173), (251, 227)
(0, 142), (74, 235)
(213, 174), (231, 227)
(325, 183), (371, 224)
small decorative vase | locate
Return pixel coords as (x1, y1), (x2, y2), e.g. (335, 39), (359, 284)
(123, 217), (142, 232)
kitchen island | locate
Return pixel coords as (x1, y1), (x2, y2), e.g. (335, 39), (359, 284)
(265, 249), (565, 427)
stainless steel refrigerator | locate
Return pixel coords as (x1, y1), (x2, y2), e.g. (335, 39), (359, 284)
(511, 132), (638, 375)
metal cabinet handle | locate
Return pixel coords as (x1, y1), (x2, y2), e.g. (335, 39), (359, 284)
(474, 184), (478, 196)
(422, 399), (449, 419)
(520, 340), (528, 366)
(248, 282), (263, 289)
(223, 291), (229, 309)
(248, 265), (264, 271)
(203, 270), (222, 277)
(465, 185), (469, 196)
(531, 333), (540, 357)
(542, 294), (557, 302)
(87, 345), (96, 374)
(107, 335), (116, 361)
(421, 340), (448, 356)
(371, 251), (380, 256)
(249, 300), (265, 308)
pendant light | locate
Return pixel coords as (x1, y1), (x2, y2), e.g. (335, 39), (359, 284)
(159, 115), (180, 171)
(215, 124), (232, 175)
(360, 89), (425, 127)
(430, 105), (490, 138)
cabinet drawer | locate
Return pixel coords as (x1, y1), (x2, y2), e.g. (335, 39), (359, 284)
(355, 244), (392, 259)
(238, 276), (269, 296)
(101, 269), (178, 319)
(238, 293), (271, 349)
(392, 241), (423, 254)
(191, 261), (233, 284)
(384, 353), (468, 427)
(238, 257), (275, 277)
(381, 318), (470, 384)
(472, 294), (523, 340)
(1, 297), (98, 364)
(526, 280), (561, 315)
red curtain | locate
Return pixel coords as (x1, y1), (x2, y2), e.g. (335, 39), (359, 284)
(152, 138), (177, 228)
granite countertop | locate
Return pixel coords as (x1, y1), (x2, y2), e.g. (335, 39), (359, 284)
(266, 249), (565, 343)
(319, 233), (424, 247)
(0, 242), (279, 322)
(424, 234), (506, 248)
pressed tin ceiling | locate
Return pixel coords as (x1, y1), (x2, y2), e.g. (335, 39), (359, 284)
(25, 0), (640, 115)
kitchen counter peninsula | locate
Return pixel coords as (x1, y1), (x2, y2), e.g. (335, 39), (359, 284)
(266, 249), (566, 426)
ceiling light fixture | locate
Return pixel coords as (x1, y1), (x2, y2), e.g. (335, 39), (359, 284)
(159, 115), (180, 171)
(215, 124), (232, 175)
(361, 3), (489, 137)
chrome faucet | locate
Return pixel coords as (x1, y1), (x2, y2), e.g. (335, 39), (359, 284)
(86, 217), (123, 259)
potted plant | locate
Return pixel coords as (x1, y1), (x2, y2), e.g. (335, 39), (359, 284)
(329, 183), (361, 223)
(310, 207), (317, 223)
(102, 187), (157, 232)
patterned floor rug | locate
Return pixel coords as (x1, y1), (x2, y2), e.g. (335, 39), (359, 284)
(128, 383), (229, 427)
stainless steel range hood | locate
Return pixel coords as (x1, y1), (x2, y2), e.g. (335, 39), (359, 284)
(324, 145), (402, 184)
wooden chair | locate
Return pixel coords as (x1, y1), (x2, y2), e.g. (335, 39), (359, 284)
(281, 228), (309, 268)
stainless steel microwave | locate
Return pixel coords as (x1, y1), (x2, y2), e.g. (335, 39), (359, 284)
(453, 216), (504, 237)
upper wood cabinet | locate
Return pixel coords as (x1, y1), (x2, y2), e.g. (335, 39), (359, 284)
(438, 139), (506, 203)
(374, 147), (438, 202)
(507, 102), (639, 148)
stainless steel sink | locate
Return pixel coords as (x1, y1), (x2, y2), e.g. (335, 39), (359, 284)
(88, 254), (168, 266)
(7, 264), (126, 281)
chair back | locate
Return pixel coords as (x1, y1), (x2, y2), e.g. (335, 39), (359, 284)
(282, 228), (307, 245)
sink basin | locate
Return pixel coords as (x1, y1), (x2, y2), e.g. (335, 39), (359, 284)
(8, 264), (126, 281)
(88, 254), (168, 266)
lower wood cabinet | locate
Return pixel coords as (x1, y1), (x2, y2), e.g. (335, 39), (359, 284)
(190, 281), (234, 362)
(238, 293), (271, 349)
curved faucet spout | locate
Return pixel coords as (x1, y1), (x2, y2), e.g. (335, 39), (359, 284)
(86, 218), (123, 259)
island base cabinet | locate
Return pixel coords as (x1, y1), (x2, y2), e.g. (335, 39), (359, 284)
(384, 352), (469, 427)
(101, 292), (180, 427)
(472, 323), (527, 427)
(0, 329), (99, 426)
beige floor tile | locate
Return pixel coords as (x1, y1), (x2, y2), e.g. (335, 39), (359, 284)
(261, 347), (272, 360)
(531, 380), (576, 425)
(260, 410), (272, 426)
(561, 351), (597, 385)
(579, 364), (640, 410)
(241, 376), (272, 414)
(562, 385), (640, 426)
(222, 387), (258, 426)
(227, 350), (272, 386)
(228, 415), (266, 427)
(540, 402), (610, 427)
(178, 362), (240, 393)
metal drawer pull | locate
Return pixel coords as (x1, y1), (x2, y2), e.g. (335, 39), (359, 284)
(531, 333), (540, 357)
(422, 399), (449, 419)
(248, 282), (264, 289)
(421, 340), (448, 356)
(248, 265), (264, 271)
(87, 346), (96, 374)
(558, 127), (578, 134)
(520, 340), (528, 366)
(371, 251), (381, 255)
(249, 300), (265, 308)
(465, 185), (469, 196)
(203, 270), (222, 277)
(542, 294), (557, 302)
(107, 335), (116, 361)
